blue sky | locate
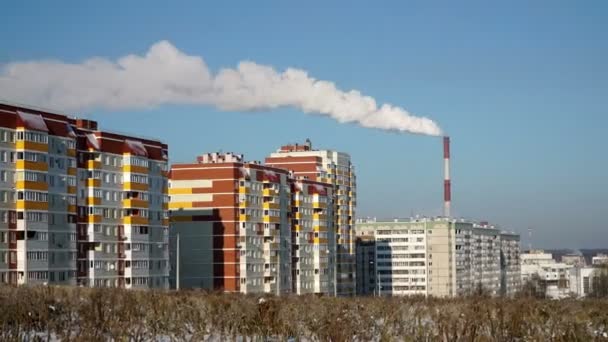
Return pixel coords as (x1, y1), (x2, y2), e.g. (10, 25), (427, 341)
(1, 1), (607, 248)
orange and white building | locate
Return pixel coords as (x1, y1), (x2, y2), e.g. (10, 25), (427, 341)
(169, 153), (293, 294)
(0, 101), (169, 288)
(266, 140), (357, 296)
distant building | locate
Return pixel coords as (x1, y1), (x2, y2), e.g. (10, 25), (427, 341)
(592, 253), (608, 266)
(562, 254), (586, 267)
(266, 140), (356, 296)
(355, 236), (375, 296)
(354, 217), (520, 297)
(569, 266), (597, 297)
(521, 250), (571, 299)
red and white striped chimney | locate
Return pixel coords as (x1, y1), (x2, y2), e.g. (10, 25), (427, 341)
(443, 136), (451, 217)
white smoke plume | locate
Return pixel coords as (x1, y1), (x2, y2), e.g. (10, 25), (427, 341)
(0, 40), (442, 136)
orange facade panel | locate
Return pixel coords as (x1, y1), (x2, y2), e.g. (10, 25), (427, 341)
(123, 182), (148, 191)
(16, 141), (48, 152)
(15, 180), (48, 191)
(16, 200), (48, 210)
(171, 167), (239, 181)
(16, 160), (48, 172)
(123, 165), (148, 174)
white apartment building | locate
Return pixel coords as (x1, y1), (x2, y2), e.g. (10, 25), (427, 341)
(569, 266), (597, 297)
(592, 254), (608, 266)
(355, 218), (520, 297)
(520, 250), (571, 299)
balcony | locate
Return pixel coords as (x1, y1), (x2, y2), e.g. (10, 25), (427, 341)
(16, 200), (48, 211)
(123, 216), (149, 225)
(16, 160), (48, 172)
(263, 188), (277, 197)
(87, 160), (101, 169)
(263, 216), (280, 224)
(263, 202), (280, 210)
(16, 140), (48, 152)
(123, 198), (149, 208)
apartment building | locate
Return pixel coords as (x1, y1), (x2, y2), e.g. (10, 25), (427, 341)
(266, 140), (356, 296)
(354, 218), (520, 297)
(169, 153), (292, 294)
(520, 250), (571, 299)
(76, 130), (169, 289)
(291, 179), (335, 295)
(499, 232), (522, 296)
(0, 101), (169, 288)
(355, 236), (375, 296)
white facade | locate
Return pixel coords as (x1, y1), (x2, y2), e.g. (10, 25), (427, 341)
(355, 218), (520, 297)
(520, 251), (571, 299)
(592, 254), (608, 266)
(569, 267), (596, 297)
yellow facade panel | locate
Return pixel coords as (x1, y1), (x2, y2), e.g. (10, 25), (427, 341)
(168, 187), (192, 195)
(16, 200), (48, 210)
(238, 186), (249, 194)
(123, 165), (148, 174)
(16, 141), (48, 152)
(313, 202), (327, 209)
(67, 186), (77, 194)
(262, 188), (277, 196)
(88, 215), (102, 224)
(86, 197), (101, 205)
(15, 181), (48, 191)
(263, 202), (280, 209)
(87, 160), (101, 169)
(67, 204), (77, 213)
(123, 216), (149, 225)
(263, 216), (280, 223)
(168, 201), (193, 210)
(123, 182), (148, 191)
(87, 179), (101, 187)
(123, 198), (149, 208)
(16, 160), (48, 172)
(67, 167), (77, 176)
(67, 149), (76, 157)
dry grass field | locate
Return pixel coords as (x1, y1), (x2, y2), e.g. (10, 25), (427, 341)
(0, 286), (607, 341)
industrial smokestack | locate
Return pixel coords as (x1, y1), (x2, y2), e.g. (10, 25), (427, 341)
(443, 136), (451, 217)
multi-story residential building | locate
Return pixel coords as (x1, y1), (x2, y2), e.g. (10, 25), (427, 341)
(291, 179), (335, 295)
(169, 153), (293, 294)
(520, 250), (571, 299)
(75, 129), (169, 289)
(0, 101), (169, 288)
(266, 140), (356, 296)
(355, 236), (375, 296)
(499, 232), (521, 296)
(354, 217), (520, 297)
